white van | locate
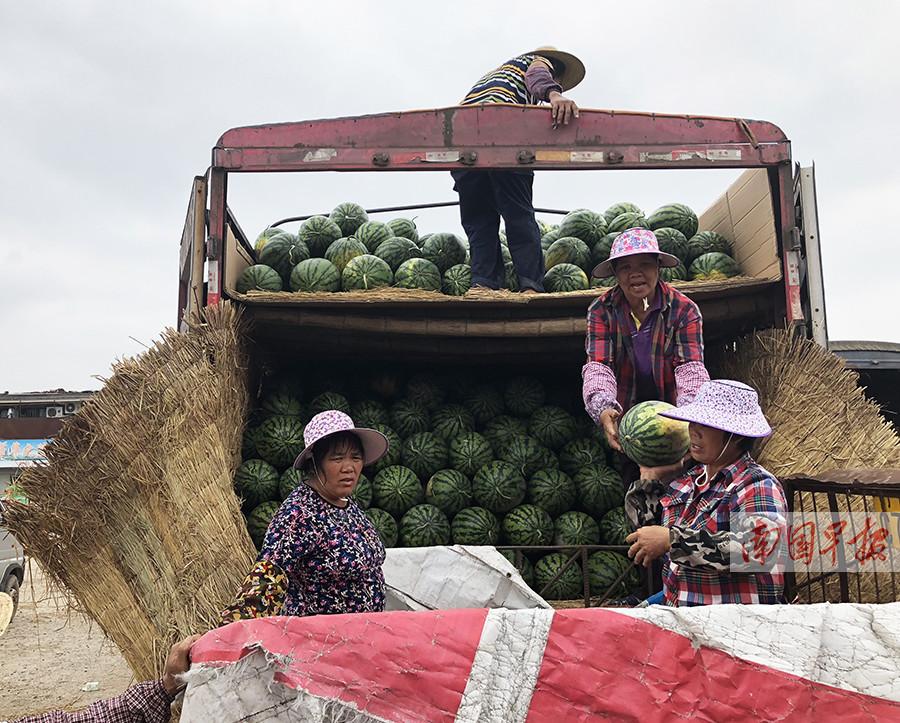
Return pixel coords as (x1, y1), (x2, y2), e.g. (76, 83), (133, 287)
(0, 465), (27, 621)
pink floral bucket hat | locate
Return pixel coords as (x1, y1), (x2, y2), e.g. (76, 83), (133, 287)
(658, 380), (772, 438)
(592, 228), (680, 278)
(293, 410), (389, 469)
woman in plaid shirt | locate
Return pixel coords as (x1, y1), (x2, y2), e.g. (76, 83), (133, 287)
(624, 380), (788, 606)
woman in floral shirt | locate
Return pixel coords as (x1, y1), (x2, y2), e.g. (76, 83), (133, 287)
(221, 410), (389, 622)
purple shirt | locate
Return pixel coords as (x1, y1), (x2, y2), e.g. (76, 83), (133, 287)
(624, 288), (663, 402)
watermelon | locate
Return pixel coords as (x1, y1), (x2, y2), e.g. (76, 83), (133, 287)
(394, 258), (442, 291)
(370, 424), (402, 472)
(503, 261), (520, 291)
(599, 507), (631, 546)
(374, 237), (420, 272)
(399, 504), (451, 546)
(452, 507), (501, 546)
(528, 406), (578, 451)
(498, 435), (545, 478)
(234, 459), (280, 508)
(405, 373), (446, 411)
(588, 551), (640, 598)
(574, 464), (624, 518)
(255, 416), (305, 470)
(500, 244), (513, 265)
(592, 276), (617, 288)
(543, 263), (589, 292)
(503, 377), (546, 417)
(482, 415), (528, 454)
(341, 254), (393, 291)
(535, 445), (559, 471)
(534, 552), (583, 600)
(541, 228), (561, 250)
(351, 400), (389, 429)
(647, 203), (698, 239)
(352, 473), (373, 509)
(554, 511), (601, 546)
(242, 425), (261, 459)
(558, 438), (607, 477)
(448, 432), (494, 477)
(502, 504), (554, 546)
(462, 386), (504, 425)
(590, 233), (618, 267)
(353, 221), (393, 253)
(603, 202), (643, 225)
(246, 501), (280, 547)
(253, 227), (284, 254)
(545, 237), (591, 272)
(689, 252), (741, 281)
(537, 219), (555, 236)
(686, 231), (732, 265)
(418, 232), (433, 248)
(330, 202), (369, 237)
(372, 466), (424, 517)
(259, 234), (310, 282)
(431, 404), (475, 441)
(527, 468), (577, 517)
(498, 230), (507, 246)
(422, 232), (467, 273)
(260, 389), (303, 418)
(442, 264), (472, 296)
(289, 258), (341, 292)
(236, 264), (283, 294)
(308, 391), (351, 417)
(501, 550), (536, 587)
(472, 461), (527, 514)
(401, 432), (449, 481)
(298, 216), (343, 257)
(278, 467), (303, 500)
(659, 263), (688, 283)
(653, 227), (689, 262)
(425, 469), (473, 517)
(386, 218), (419, 243)
(557, 210), (608, 246)
(390, 399), (431, 438)
(365, 507), (398, 547)
(619, 400), (690, 466)
(324, 237), (367, 272)
(607, 212), (650, 234)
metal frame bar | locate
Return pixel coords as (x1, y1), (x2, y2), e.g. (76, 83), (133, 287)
(798, 164), (828, 346)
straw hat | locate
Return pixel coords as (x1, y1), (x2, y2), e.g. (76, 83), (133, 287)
(529, 46), (585, 91)
(592, 228), (680, 278)
(293, 410), (389, 469)
(0, 592), (13, 637)
(659, 380), (773, 438)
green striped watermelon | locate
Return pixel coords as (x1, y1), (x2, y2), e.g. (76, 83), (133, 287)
(502, 504), (554, 545)
(401, 432), (448, 481)
(574, 465), (624, 518)
(588, 551), (640, 598)
(399, 504), (451, 546)
(246, 501), (280, 547)
(498, 231), (507, 246)
(341, 254), (393, 291)
(527, 468), (577, 517)
(373, 466), (424, 517)
(448, 432), (494, 477)
(351, 400), (389, 429)
(541, 228), (561, 250)
(289, 258), (341, 292)
(647, 203), (698, 239)
(659, 263), (688, 283)
(503, 377), (546, 418)
(353, 221), (393, 252)
(590, 233), (618, 268)
(308, 392), (350, 417)
(599, 507), (631, 546)
(686, 231), (732, 265)
(394, 258), (441, 291)
(374, 237), (420, 272)
(500, 549), (535, 587)
(592, 276), (617, 289)
(259, 234), (310, 282)
(234, 459), (280, 508)
(386, 218), (419, 243)
(482, 415), (529, 454)
(425, 469), (473, 517)
(237, 264), (283, 294)
(558, 438), (607, 477)
(554, 511), (600, 546)
(260, 388), (303, 417)
(557, 210), (608, 246)
(536, 445), (559, 472)
(503, 261), (520, 291)
(472, 461), (527, 514)
(603, 202), (643, 224)
(442, 264), (472, 296)
(607, 212), (650, 234)
(406, 374), (447, 411)
(365, 507), (398, 547)
(498, 435), (544, 478)
(653, 227), (689, 263)
(242, 425), (261, 459)
(544, 263), (589, 292)
(279, 468), (303, 500)
(431, 404), (475, 441)
(688, 252), (741, 281)
(452, 507), (500, 545)
(534, 552), (583, 600)
(418, 232), (433, 248)
(299, 216), (343, 257)
(529, 406), (578, 450)
(255, 416), (305, 470)
(462, 386), (504, 425)
(324, 237), (367, 272)
(545, 237), (591, 271)
(500, 244), (513, 265)
(619, 400), (690, 466)
(352, 473), (373, 509)
(254, 227), (284, 254)
(390, 399), (431, 438)
(330, 202), (369, 237)
(422, 232), (467, 273)
(370, 424), (402, 472)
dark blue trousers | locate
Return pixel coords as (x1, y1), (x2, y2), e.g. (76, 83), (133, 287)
(451, 170), (545, 291)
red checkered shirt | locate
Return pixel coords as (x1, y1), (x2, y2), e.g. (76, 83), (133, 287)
(12, 680), (173, 723)
(585, 281), (706, 411)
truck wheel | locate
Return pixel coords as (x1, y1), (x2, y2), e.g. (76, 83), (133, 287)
(3, 575), (19, 621)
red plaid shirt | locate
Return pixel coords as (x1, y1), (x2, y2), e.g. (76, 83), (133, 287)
(12, 680), (173, 723)
(585, 282), (705, 411)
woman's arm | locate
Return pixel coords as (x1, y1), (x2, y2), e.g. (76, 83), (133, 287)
(672, 300), (709, 405)
(625, 462), (687, 529)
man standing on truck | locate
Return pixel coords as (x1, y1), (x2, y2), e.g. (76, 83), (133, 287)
(453, 47), (584, 293)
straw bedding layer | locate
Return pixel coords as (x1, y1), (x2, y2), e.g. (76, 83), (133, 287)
(3, 303), (255, 679)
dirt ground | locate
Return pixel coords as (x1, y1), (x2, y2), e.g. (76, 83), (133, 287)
(0, 564), (135, 719)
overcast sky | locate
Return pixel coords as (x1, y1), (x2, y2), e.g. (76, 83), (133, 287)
(2, 1), (899, 393)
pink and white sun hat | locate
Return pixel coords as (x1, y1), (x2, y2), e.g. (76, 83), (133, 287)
(293, 410), (389, 469)
(658, 380), (772, 438)
(591, 228), (680, 278)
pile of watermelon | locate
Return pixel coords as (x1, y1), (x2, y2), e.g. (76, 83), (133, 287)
(235, 367), (640, 600)
(237, 200), (743, 298)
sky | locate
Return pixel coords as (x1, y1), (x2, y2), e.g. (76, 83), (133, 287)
(2, 1), (899, 393)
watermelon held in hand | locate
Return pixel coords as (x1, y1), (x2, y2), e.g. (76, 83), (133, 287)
(373, 466), (425, 517)
(246, 501), (280, 548)
(425, 469), (473, 517)
(527, 468), (577, 518)
(422, 232), (467, 273)
(502, 504), (554, 546)
(401, 432), (449, 481)
(236, 264), (283, 294)
(607, 212), (650, 234)
(599, 507), (631, 546)
(619, 400), (690, 466)
(341, 254), (393, 291)
(234, 459), (280, 508)
(259, 234), (310, 282)
(254, 416), (305, 470)
(399, 504), (451, 546)
(298, 216), (343, 257)
(534, 552), (583, 600)
(386, 217), (419, 244)
(442, 264), (472, 296)
(554, 511), (601, 546)
(686, 231), (733, 265)
(557, 210), (608, 246)
(544, 263), (589, 292)
(472, 461), (527, 514)
(603, 202), (643, 225)
(689, 252), (741, 281)
(452, 506), (501, 546)
(330, 202), (369, 237)
(394, 258), (442, 291)
(374, 237), (420, 272)
(588, 550), (640, 598)
(325, 237), (368, 272)
(289, 258), (341, 292)
(647, 203), (698, 239)
(365, 507), (399, 547)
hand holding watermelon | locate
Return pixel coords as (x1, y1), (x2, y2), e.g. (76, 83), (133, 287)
(598, 408), (622, 452)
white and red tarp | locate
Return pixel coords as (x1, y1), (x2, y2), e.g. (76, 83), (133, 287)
(181, 602), (900, 722)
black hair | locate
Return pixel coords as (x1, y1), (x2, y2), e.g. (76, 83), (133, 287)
(306, 431), (364, 473)
(735, 435), (756, 453)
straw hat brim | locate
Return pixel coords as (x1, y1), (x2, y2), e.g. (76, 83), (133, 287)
(293, 427), (389, 469)
(0, 592), (13, 637)
(591, 250), (680, 278)
(659, 408), (773, 439)
(529, 48), (585, 91)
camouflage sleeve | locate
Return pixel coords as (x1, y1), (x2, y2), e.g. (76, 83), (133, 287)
(624, 475), (667, 529)
(669, 514), (785, 572)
